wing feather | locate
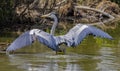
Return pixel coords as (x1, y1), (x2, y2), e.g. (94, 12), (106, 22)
(35, 30), (58, 51)
(59, 24), (113, 47)
(6, 24), (113, 52)
(89, 26), (113, 39)
(6, 31), (33, 52)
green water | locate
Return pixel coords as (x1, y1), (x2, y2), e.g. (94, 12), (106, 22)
(0, 23), (120, 71)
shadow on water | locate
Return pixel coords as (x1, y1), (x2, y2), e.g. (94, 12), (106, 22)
(0, 22), (120, 71)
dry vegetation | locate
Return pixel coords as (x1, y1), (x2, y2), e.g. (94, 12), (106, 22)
(14, 0), (120, 22)
(0, 0), (120, 32)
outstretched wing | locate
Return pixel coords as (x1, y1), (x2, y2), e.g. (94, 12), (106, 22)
(6, 31), (33, 52)
(59, 24), (113, 47)
(35, 30), (58, 51)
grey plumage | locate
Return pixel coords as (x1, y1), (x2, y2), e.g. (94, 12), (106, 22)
(6, 24), (113, 52)
(58, 24), (113, 47)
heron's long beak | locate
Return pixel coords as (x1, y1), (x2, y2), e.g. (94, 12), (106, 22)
(41, 14), (50, 18)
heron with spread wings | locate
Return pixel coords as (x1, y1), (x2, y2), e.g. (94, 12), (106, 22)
(6, 12), (113, 54)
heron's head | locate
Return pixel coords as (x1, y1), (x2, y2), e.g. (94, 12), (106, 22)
(41, 12), (58, 20)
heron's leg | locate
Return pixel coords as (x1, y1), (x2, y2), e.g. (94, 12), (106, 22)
(62, 48), (66, 54)
(55, 47), (61, 55)
(58, 44), (66, 54)
(56, 51), (58, 55)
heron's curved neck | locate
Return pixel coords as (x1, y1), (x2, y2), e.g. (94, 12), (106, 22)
(50, 15), (58, 35)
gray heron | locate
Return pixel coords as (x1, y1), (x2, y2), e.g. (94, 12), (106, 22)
(6, 12), (113, 54)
